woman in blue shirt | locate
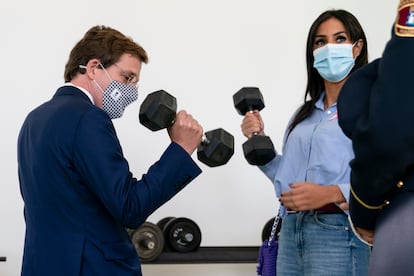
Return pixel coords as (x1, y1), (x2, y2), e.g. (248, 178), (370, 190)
(241, 10), (371, 275)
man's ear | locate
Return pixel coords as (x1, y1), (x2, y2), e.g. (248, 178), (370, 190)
(84, 59), (101, 79)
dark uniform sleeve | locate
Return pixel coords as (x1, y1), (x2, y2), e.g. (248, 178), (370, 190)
(337, 3), (414, 230)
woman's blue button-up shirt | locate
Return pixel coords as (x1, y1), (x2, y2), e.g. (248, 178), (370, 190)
(260, 93), (353, 207)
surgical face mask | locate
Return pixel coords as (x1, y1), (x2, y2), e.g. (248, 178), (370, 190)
(313, 43), (356, 83)
(93, 64), (138, 119)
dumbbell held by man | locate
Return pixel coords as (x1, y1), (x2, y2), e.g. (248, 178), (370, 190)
(233, 87), (276, 165)
(139, 90), (234, 167)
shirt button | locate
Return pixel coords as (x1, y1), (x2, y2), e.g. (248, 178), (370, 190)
(327, 110), (332, 114)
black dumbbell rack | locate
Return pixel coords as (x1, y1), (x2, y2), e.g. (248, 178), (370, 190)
(142, 246), (259, 264)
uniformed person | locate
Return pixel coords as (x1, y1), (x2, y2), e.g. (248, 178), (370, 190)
(337, 0), (414, 274)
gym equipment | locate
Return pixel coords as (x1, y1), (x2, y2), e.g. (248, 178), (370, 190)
(129, 221), (164, 262)
(156, 216), (175, 232)
(197, 128), (234, 167)
(159, 217), (202, 253)
(139, 90), (177, 131)
(261, 216), (282, 242)
(139, 90), (234, 167)
(233, 87), (276, 165)
(156, 216), (175, 251)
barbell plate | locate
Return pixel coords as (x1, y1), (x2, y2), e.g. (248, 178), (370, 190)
(163, 217), (202, 253)
(130, 221), (164, 262)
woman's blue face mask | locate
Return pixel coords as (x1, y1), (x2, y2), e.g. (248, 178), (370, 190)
(313, 43), (356, 83)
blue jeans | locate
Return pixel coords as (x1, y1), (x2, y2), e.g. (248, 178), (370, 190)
(276, 211), (370, 276)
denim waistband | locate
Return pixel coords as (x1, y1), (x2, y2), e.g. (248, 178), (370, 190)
(286, 203), (345, 215)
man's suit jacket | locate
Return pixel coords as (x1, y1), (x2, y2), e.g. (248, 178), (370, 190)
(337, 26), (414, 230)
(17, 85), (202, 275)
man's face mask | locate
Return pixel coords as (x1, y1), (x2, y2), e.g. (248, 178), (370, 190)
(313, 43), (356, 83)
(93, 63), (138, 119)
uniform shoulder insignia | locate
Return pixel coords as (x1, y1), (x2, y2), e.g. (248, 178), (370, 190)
(396, 0), (414, 37)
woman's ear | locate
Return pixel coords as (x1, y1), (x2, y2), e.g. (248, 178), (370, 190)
(353, 39), (364, 58)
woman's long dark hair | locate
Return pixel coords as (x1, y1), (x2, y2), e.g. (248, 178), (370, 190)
(287, 9), (368, 135)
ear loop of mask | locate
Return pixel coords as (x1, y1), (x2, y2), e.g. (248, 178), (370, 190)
(78, 64), (112, 94)
(351, 39), (359, 53)
(351, 40), (359, 59)
(352, 40), (359, 47)
(98, 63), (114, 82)
(79, 64), (87, 74)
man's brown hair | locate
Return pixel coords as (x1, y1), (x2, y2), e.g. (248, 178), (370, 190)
(64, 25), (148, 82)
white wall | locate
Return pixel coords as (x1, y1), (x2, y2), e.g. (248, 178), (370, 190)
(0, 0), (396, 275)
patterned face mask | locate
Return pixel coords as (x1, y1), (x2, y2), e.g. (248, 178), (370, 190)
(94, 64), (138, 119)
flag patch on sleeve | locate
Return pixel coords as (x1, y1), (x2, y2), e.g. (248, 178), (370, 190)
(396, 0), (414, 36)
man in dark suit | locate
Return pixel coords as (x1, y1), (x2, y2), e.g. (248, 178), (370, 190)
(17, 25), (203, 276)
(337, 0), (414, 274)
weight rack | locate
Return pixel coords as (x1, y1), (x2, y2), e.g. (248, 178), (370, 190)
(142, 246), (259, 264)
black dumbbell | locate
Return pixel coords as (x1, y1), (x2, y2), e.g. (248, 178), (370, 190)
(157, 217), (202, 253)
(129, 221), (165, 262)
(233, 87), (276, 165)
(139, 90), (234, 167)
